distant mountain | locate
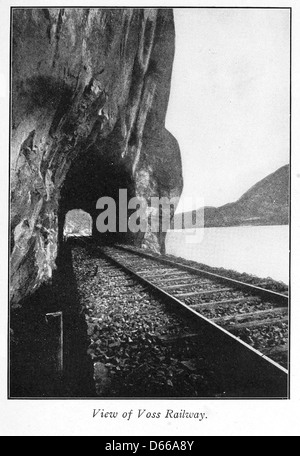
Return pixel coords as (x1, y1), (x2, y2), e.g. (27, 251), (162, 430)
(175, 165), (289, 228)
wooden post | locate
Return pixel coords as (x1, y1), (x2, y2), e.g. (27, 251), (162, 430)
(45, 312), (63, 374)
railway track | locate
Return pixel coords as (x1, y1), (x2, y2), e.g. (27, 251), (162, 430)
(77, 239), (289, 398)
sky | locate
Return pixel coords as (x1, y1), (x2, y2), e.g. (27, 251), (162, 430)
(165, 8), (290, 212)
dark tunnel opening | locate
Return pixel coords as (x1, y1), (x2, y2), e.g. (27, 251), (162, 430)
(59, 137), (138, 250)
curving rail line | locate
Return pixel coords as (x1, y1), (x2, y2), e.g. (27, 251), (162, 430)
(79, 239), (289, 398)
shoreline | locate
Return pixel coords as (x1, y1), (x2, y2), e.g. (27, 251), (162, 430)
(127, 245), (289, 294)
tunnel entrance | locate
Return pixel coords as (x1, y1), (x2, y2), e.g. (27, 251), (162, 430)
(64, 209), (92, 239)
(59, 139), (137, 248)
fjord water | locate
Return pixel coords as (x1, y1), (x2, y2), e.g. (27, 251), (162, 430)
(166, 225), (289, 285)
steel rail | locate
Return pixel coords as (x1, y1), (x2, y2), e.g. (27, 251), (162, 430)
(85, 244), (289, 398)
(115, 245), (289, 307)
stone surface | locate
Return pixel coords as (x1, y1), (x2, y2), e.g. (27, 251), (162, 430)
(10, 8), (183, 307)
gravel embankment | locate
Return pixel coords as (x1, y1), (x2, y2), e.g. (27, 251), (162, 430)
(72, 246), (229, 397)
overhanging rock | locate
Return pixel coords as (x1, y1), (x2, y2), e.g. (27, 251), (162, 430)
(10, 8), (183, 307)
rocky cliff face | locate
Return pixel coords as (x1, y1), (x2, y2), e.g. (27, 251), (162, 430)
(11, 8), (183, 307)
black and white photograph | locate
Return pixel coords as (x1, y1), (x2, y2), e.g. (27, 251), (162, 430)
(1, 0), (300, 437)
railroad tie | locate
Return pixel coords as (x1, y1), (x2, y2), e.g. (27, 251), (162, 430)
(228, 316), (289, 332)
(155, 275), (195, 284)
(189, 297), (258, 310)
(176, 287), (232, 298)
(135, 268), (175, 275)
(211, 307), (288, 325)
(163, 280), (213, 290)
(142, 270), (190, 279)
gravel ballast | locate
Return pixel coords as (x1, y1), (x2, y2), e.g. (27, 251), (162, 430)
(72, 246), (231, 397)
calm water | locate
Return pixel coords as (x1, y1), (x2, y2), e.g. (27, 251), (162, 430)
(166, 225), (289, 285)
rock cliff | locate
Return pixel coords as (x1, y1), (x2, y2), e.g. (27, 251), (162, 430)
(11, 8), (183, 307)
